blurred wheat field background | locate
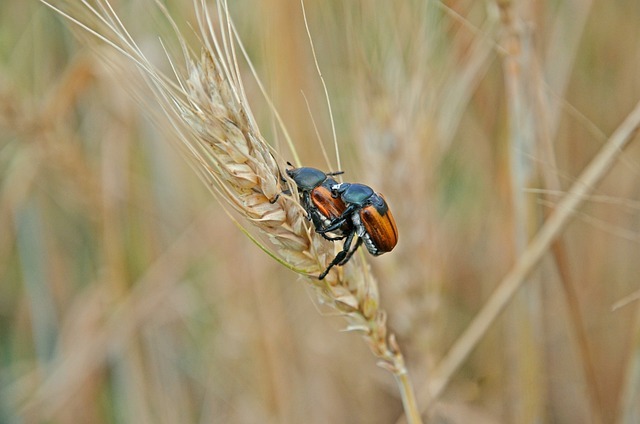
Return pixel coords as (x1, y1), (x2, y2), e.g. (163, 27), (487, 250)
(2, 0), (640, 423)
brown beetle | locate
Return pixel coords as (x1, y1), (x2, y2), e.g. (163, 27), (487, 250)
(286, 166), (352, 241)
(317, 183), (398, 279)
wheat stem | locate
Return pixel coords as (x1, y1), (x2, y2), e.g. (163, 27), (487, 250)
(392, 353), (421, 424)
(423, 98), (640, 407)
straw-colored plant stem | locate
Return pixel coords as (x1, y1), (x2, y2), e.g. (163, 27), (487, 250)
(421, 97), (640, 410)
(497, 0), (603, 423)
(498, 1), (603, 421)
(499, 2), (546, 421)
(40, 0), (422, 422)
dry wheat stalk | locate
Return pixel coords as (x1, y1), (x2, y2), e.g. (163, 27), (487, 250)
(41, 0), (421, 421)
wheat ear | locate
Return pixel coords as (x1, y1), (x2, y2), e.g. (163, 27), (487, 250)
(41, 0), (422, 421)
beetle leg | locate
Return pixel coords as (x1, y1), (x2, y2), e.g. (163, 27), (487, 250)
(270, 177), (292, 203)
(313, 211), (346, 241)
(318, 231), (356, 280)
(317, 204), (357, 234)
(320, 233), (347, 241)
(328, 204), (359, 231)
(273, 162), (295, 202)
(316, 217), (348, 234)
(337, 237), (362, 265)
(310, 212), (346, 239)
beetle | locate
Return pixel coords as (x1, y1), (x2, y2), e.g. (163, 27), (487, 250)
(286, 165), (352, 241)
(317, 182), (398, 279)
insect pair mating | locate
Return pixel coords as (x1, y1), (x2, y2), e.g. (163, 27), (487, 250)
(286, 166), (398, 280)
